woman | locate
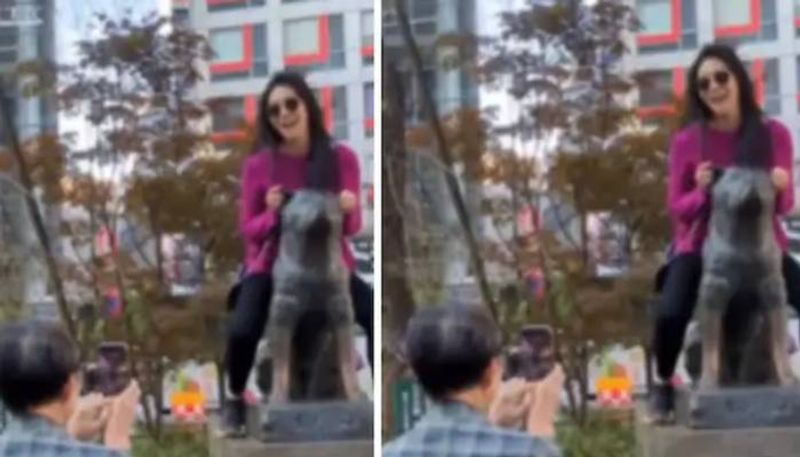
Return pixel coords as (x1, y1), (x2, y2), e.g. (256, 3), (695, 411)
(648, 43), (800, 423)
(221, 72), (373, 435)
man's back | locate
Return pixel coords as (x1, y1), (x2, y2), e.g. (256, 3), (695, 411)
(383, 401), (560, 457)
(0, 414), (124, 457)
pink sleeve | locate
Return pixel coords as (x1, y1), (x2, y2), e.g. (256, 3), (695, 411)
(338, 146), (362, 236)
(667, 132), (709, 223)
(773, 122), (795, 215)
(239, 156), (279, 244)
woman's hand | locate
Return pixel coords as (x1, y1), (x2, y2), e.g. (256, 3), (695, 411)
(339, 190), (357, 214)
(772, 167), (789, 192)
(695, 161), (713, 190)
(265, 185), (284, 210)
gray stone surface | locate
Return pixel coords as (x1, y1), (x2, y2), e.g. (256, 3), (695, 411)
(253, 401), (373, 443)
(209, 416), (373, 457)
(636, 404), (800, 457)
(674, 386), (800, 429)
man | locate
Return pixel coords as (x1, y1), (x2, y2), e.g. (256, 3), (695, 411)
(0, 320), (140, 456)
(383, 305), (563, 457)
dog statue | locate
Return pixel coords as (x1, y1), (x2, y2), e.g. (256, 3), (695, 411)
(259, 190), (361, 404)
(697, 166), (796, 388)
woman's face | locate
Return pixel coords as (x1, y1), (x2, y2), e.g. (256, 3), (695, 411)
(266, 85), (309, 144)
(697, 57), (740, 118)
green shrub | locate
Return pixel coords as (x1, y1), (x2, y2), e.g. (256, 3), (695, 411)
(132, 428), (208, 457)
(557, 415), (635, 457)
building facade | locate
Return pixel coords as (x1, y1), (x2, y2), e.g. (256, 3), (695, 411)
(631, 0), (800, 191)
(0, 0), (57, 317)
(172, 0), (375, 238)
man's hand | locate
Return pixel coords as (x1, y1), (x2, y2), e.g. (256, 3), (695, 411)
(526, 365), (565, 439)
(67, 393), (111, 442)
(103, 381), (141, 451)
(489, 378), (533, 428)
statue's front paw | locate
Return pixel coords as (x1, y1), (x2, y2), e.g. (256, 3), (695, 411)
(778, 371), (799, 387)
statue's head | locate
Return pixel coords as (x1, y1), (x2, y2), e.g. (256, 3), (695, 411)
(280, 190), (343, 243)
(711, 167), (774, 221)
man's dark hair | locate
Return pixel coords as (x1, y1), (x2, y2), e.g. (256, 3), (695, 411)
(405, 304), (502, 400)
(0, 320), (80, 414)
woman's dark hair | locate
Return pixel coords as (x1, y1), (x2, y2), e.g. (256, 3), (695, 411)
(684, 43), (772, 168)
(405, 304), (502, 400)
(255, 71), (339, 191)
(0, 320), (80, 414)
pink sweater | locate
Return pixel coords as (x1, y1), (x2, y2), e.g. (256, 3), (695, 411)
(239, 144), (362, 274)
(668, 119), (795, 254)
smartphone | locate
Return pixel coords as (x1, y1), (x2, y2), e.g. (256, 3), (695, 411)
(86, 342), (131, 396)
(505, 325), (555, 381)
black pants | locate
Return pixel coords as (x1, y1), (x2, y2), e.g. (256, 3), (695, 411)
(224, 273), (374, 395)
(653, 253), (800, 381)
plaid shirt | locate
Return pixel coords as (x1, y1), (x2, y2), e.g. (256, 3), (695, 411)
(0, 413), (127, 457)
(383, 401), (561, 457)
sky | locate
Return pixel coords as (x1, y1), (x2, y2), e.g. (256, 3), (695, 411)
(55, 0), (168, 151)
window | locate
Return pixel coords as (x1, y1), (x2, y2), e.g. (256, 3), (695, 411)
(795, 0), (800, 36)
(207, 0), (265, 12)
(284, 15), (345, 72)
(316, 86), (348, 139)
(636, 0), (697, 54)
(210, 24), (267, 81)
(713, 0), (777, 44)
(749, 58), (780, 115)
(364, 83), (374, 138)
(361, 10), (374, 66)
(383, 0), (438, 36)
(211, 97), (244, 133)
(211, 28), (243, 63)
(636, 68), (683, 119)
(209, 95), (257, 142)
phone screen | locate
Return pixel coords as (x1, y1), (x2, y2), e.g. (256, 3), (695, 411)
(505, 325), (555, 381)
(93, 343), (130, 396)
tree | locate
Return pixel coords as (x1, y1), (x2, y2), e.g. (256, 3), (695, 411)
(476, 0), (670, 424)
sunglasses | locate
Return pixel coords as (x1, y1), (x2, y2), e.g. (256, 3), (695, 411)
(267, 97), (300, 119)
(698, 70), (731, 93)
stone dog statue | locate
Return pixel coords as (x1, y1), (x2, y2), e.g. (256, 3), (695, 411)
(697, 166), (796, 388)
(256, 190), (361, 404)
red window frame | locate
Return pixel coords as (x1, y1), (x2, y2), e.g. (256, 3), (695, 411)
(751, 59), (765, 106)
(637, 0), (682, 47)
(284, 16), (331, 67)
(714, 0), (761, 37)
(207, 0), (246, 6)
(320, 87), (334, 132)
(210, 95), (258, 143)
(637, 67), (684, 119)
(210, 25), (253, 75)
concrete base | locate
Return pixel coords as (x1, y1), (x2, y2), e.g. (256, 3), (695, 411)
(259, 400), (373, 442)
(636, 404), (800, 457)
(209, 417), (373, 457)
(675, 386), (800, 429)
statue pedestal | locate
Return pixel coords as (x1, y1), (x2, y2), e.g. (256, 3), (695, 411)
(209, 403), (373, 457)
(256, 400), (373, 442)
(674, 386), (800, 429)
(636, 399), (800, 457)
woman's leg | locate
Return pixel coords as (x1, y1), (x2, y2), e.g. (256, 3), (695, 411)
(225, 274), (273, 396)
(350, 274), (374, 371)
(652, 253), (703, 382)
